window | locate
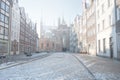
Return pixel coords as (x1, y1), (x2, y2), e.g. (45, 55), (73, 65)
(108, 0), (110, 7)
(102, 20), (105, 29)
(98, 24), (100, 32)
(4, 28), (8, 36)
(98, 40), (101, 52)
(109, 15), (112, 26)
(0, 13), (5, 22)
(0, 26), (4, 34)
(103, 38), (106, 53)
(41, 43), (43, 49)
(1, 1), (6, 10)
(5, 16), (9, 24)
(102, 4), (104, 14)
(6, 5), (10, 13)
(47, 43), (49, 48)
(109, 37), (112, 45)
(97, 10), (99, 18)
(117, 8), (120, 21)
(53, 43), (54, 47)
(97, 0), (99, 5)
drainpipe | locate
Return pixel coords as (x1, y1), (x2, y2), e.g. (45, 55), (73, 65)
(8, 3), (12, 56)
(8, 1), (13, 62)
(114, 0), (119, 59)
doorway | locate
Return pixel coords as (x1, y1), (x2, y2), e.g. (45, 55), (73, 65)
(110, 37), (113, 58)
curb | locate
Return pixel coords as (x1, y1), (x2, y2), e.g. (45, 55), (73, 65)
(72, 55), (97, 80)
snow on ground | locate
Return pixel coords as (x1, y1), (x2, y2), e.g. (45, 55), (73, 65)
(0, 53), (94, 80)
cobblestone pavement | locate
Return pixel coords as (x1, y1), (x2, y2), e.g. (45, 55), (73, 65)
(0, 52), (51, 70)
(0, 53), (95, 80)
(74, 54), (120, 80)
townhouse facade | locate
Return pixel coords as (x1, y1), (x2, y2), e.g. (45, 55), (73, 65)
(19, 7), (38, 54)
(19, 7), (26, 54)
(96, 0), (118, 59)
(86, 0), (96, 55)
(73, 15), (81, 53)
(81, 12), (87, 53)
(70, 24), (76, 52)
(11, 0), (20, 55)
(115, 0), (120, 59)
(0, 0), (13, 56)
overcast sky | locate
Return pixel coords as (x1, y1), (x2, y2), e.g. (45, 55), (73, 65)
(19, 0), (82, 36)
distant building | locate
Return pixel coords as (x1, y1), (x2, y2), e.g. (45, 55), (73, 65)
(39, 31), (62, 52)
(39, 18), (70, 52)
(56, 18), (70, 51)
(0, 0), (13, 56)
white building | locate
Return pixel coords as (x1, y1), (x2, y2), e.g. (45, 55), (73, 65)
(116, 0), (120, 59)
(0, 0), (13, 56)
(96, 0), (118, 59)
(86, 0), (96, 56)
(11, 0), (20, 55)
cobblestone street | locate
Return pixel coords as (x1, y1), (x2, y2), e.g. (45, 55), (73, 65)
(0, 53), (120, 80)
(0, 53), (94, 80)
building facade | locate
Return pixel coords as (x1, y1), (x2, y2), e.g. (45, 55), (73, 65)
(11, 0), (20, 55)
(116, 0), (120, 59)
(19, 7), (38, 54)
(96, 0), (118, 58)
(70, 24), (76, 52)
(19, 7), (26, 54)
(57, 18), (70, 51)
(81, 11), (87, 53)
(39, 31), (62, 52)
(0, 0), (13, 56)
(86, 0), (96, 55)
(39, 18), (70, 52)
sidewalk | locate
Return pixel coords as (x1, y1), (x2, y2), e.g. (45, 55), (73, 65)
(0, 52), (51, 70)
(74, 54), (120, 80)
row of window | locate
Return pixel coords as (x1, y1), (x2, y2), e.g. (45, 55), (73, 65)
(0, 26), (8, 36)
(97, 0), (112, 18)
(97, 15), (112, 32)
(98, 37), (112, 53)
(0, 1), (10, 13)
(97, 0), (112, 7)
(0, 13), (9, 24)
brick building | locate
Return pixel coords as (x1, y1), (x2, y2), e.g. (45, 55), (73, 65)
(19, 7), (38, 54)
(19, 7), (26, 54)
